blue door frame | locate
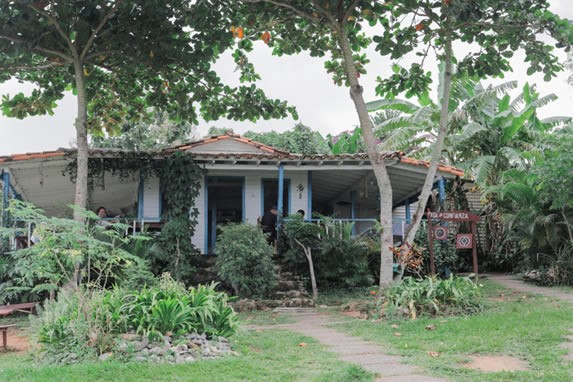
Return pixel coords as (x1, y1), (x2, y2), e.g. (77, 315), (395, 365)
(204, 176), (245, 255)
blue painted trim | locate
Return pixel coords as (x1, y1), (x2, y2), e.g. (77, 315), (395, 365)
(210, 205), (217, 253)
(307, 171), (312, 221)
(2, 171), (10, 226)
(277, 165), (285, 218)
(438, 177), (446, 204)
(137, 172), (144, 222)
(350, 190), (357, 236)
(242, 177), (246, 222)
(158, 176), (163, 219)
(205, 176), (245, 255)
(203, 175), (208, 254)
(405, 198), (411, 224)
(260, 180), (265, 217)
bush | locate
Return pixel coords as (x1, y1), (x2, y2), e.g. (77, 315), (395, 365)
(30, 275), (238, 363)
(383, 276), (483, 319)
(216, 223), (277, 298)
(525, 242), (573, 286)
(283, 217), (373, 289)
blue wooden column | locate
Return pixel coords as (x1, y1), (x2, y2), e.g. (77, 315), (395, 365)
(307, 171), (312, 221)
(276, 164), (285, 243)
(405, 198), (411, 224)
(2, 171), (10, 227)
(277, 164), (285, 217)
(438, 177), (446, 208)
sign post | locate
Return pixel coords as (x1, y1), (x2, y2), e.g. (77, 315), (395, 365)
(427, 210), (480, 275)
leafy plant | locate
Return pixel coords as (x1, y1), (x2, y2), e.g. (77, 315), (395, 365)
(384, 276), (483, 319)
(0, 200), (147, 303)
(216, 223), (277, 298)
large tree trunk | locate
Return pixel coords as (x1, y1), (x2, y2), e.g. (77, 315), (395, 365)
(336, 27), (394, 287)
(402, 28), (454, 249)
(73, 62), (89, 218)
(72, 60), (89, 287)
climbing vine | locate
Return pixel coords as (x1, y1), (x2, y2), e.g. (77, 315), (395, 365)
(157, 152), (205, 281)
(64, 151), (205, 282)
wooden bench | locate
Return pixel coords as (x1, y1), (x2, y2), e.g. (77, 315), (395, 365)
(0, 302), (39, 317)
(0, 324), (17, 349)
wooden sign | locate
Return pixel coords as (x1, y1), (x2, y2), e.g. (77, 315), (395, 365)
(427, 209), (479, 276)
(456, 234), (473, 249)
(428, 211), (479, 222)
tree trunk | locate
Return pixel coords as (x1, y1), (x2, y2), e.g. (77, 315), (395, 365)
(295, 238), (318, 302)
(305, 248), (318, 303)
(402, 28), (454, 250)
(73, 62), (89, 218)
(72, 60), (89, 287)
(336, 27), (394, 288)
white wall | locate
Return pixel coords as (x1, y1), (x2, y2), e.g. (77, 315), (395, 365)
(142, 176), (161, 221)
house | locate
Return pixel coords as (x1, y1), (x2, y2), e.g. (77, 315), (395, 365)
(0, 133), (463, 254)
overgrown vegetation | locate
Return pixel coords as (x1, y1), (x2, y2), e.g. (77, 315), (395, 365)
(282, 217), (373, 298)
(382, 276), (483, 319)
(0, 201), (148, 303)
(216, 223), (277, 298)
(31, 275), (238, 364)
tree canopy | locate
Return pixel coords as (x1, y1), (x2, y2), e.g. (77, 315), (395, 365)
(232, 0), (573, 286)
(0, 0), (295, 223)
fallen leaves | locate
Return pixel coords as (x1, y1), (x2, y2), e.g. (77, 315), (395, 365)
(425, 324), (437, 331)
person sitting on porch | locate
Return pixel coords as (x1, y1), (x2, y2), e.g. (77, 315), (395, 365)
(260, 205), (278, 245)
(95, 206), (118, 228)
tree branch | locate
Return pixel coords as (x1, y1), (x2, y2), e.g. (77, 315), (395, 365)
(28, 2), (77, 58)
(1, 62), (66, 72)
(80, 4), (120, 62)
(343, 0), (361, 22)
(0, 34), (73, 62)
(242, 0), (316, 22)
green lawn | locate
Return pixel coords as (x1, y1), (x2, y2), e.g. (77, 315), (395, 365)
(0, 328), (373, 382)
(328, 280), (573, 382)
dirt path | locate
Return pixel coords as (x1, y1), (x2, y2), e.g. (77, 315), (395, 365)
(247, 310), (446, 382)
(487, 274), (573, 304)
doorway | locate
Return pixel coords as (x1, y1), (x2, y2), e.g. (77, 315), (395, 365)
(261, 179), (290, 217)
(206, 177), (244, 254)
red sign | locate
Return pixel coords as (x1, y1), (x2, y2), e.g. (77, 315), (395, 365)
(434, 226), (448, 240)
(429, 211), (479, 222)
(456, 234), (473, 249)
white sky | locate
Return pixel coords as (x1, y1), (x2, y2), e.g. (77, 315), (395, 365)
(1, 1), (572, 155)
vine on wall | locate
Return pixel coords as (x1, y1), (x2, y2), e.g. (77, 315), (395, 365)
(64, 151), (205, 282)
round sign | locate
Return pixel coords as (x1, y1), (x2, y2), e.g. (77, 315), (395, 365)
(434, 226), (448, 240)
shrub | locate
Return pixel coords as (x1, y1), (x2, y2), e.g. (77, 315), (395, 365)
(216, 223), (277, 298)
(526, 242), (573, 286)
(384, 276), (483, 319)
(122, 275), (238, 340)
(30, 288), (124, 363)
(315, 218), (373, 288)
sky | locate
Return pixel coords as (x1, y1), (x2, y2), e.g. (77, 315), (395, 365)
(1, 1), (572, 156)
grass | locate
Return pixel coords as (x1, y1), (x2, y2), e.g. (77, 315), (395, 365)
(0, 328), (374, 382)
(237, 310), (296, 326)
(328, 280), (573, 382)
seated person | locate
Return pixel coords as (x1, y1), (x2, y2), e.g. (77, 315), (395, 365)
(95, 206), (119, 228)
